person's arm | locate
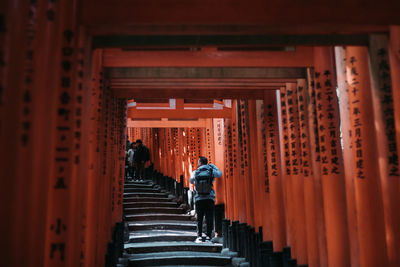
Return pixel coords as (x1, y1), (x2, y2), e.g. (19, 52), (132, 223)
(208, 164), (222, 178)
(189, 171), (196, 184)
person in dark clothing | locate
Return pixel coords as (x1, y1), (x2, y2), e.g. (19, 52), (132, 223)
(133, 139), (150, 181)
(126, 136), (131, 152)
(189, 156), (222, 243)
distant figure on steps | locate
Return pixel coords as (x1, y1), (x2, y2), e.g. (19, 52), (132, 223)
(190, 156), (222, 243)
(134, 139), (150, 181)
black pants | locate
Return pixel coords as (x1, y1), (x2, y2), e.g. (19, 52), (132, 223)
(136, 162), (145, 179)
(195, 199), (215, 238)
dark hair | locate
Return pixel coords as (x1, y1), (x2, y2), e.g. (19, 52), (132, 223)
(198, 156), (208, 165)
(136, 139), (142, 144)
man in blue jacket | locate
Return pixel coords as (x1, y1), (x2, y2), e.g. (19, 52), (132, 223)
(189, 156), (222, 243)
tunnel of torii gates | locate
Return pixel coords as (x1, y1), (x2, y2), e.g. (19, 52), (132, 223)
(2, 1), (400, 267)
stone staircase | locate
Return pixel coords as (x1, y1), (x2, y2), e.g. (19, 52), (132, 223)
(119, 180), (234, 267)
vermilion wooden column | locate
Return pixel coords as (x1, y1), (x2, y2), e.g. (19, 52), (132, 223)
(388, 29), (400, 267)
(345, 46), (389, 266)
(285, 82), (307, 265)
(248, 100), (263, 231)
(334, 46), (361, 267)
(231, 100), (243, 221)
(279, 86), (296, 257)
(206, 120), (215, 164)
(264, 90), (286, 251)
(166, 128), (172, 177)
(84, 49), (103, 267)
(306, 69), (328, 267)
(1, 1), (33, 265)
(389, 26), (400, 168)
(313, 46), (351, 267)
(253, 99), (273, 240)
(66, 27), (88, 267)
(296, 79), (320, 267)
(223, 118), (233, 219)
(43, 0), (82, 265)
(238, 100), (254, 225)
(213, 119), (225, 205)
(26, 1), (65, 265)
(369, 35), (400, 267)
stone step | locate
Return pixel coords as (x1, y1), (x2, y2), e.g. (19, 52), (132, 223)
(124, 192), (169, 198)
(126, 213), (194, 221)
(124, 187), (161, 193)
(128, 221), (196, 231)
(124, 202), (178, 209)
(125, 241), (223, 254)
(127, 251), (231, 267)
(124, 207), (185, 215)
(129, 230), (197, 243)
(124, 197), (174, 203)
(125, 181), (153, 186)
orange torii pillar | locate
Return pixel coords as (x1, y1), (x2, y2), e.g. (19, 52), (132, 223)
(213, 119), (226, 205)
(252, 99), (273, 240)
(231, 100), (244, 222)
(284, 83), (307, 265)
(296, 79), (320, 267)
(314, 47), (351, 267)
(66, 28), (92, 267)
(84, 49), (104, 267)
(306, 69), (329, 267)
(369, 35), (400, 267)
(206, 120), (215, 164)
(345, 46), (389, 266)
(160, 128), (167, 174)
(223, 118), (235, 220)
(389, 26), (400, 166)
(43, 0), (85, 265)
(279, 86), (296, 257)
(166, 128), (173, 177)
(334, 46), (361, 267)
(264, 90), (286, 251)
(1, 1), (47, 265)
(238, 100), (255, 225)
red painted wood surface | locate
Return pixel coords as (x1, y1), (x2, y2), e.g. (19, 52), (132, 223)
(306, 69), (328, 267)
(334, 46), (361, 267)
(284, 82), (307, 264)
(279, 85), (296, 257)
(346, 46), (389, 267)
(313, 46), (351, 267)
(102, 47), (314, 67)
(368, 35), (400, 267)
(264, 90), (286, 251)
(296, 79), (320, 267)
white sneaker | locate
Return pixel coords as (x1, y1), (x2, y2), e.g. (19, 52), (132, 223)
(205, 236), (212, 243)
(194, 237), (203, 243)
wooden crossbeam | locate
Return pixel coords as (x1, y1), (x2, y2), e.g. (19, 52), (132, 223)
(127, 118), (208, 128)
(105, 67), (307, 78)
(102, 47), (314, 67)
(113, 88), (274, 99)
(93, 34), (369, 48)
(127, 107), (232, 119)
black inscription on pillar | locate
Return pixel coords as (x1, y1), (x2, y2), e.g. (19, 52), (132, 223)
(50, 243), (65, 261)
(376, 48), (399, 176)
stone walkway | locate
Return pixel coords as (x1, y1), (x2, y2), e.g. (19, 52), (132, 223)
(118, 180), (234, 267)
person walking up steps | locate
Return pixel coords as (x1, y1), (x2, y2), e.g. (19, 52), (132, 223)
(134, 139), (150, 181)
(189, 156), (222, 243)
